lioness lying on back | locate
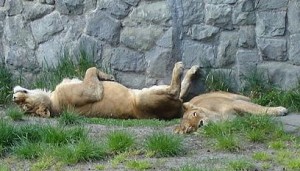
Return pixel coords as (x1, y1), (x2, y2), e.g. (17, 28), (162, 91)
(174, 91), (288, 134)
(13, 62), (197, 120)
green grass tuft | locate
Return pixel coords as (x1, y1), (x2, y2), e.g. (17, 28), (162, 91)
(145, 132), (183, 157)
(268, 140), (286, 150)
(202, 121), (234, 138)
(53, 139), (107, 164)
(252, 152), (272, 161)
(58, 110), (83, 126)
(227, 159), (254, 171)
(6, 106), (24, 121)
(0, 164), (10, 171)
(39, 126), (86, 145)
(0, 120), (19, 147)
(286, 158), (300, 169)
(12, 141), (46, 159)
(107, 131), (135, 153)
(201, 115), (286, 151)
(125, 160), (152, 170)
(215, 135), (239, 152)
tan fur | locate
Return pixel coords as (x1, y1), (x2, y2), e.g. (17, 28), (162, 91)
(13, 63), (189, 120)
(174, 91), (288, 134)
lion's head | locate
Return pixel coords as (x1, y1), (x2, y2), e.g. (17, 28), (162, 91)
(174, 102), (208, 134)
(13, 86), (52, 118)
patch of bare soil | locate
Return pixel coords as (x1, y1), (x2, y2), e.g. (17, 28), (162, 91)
(0, 109), (297, 171)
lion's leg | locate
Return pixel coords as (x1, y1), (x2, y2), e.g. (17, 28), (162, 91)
(97, 70), (115, 81)
(69, 67), (104, 105)
(180, 65), (199, 99)
(139, 62), (184, 96)
(168, 62), (184, 98)
(233, 100), (288, 116)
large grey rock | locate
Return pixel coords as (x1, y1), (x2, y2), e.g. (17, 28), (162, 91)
(104, 47), (146, 72)
(258, 62), (300, 90)
(123, 1), (171, 26)
(39, 0), (55, 5)
(0, 9), (5, 21)
(114, 72), (146, 89)
(256, 11), (286, 37)
(78, 35), (103, 63)
(232, 0), (255, 25)
(288, 0), (300, 34)
(61, 16), (88, 57)
(0, 0), (5, 7)
(238, 26), (255, 48)
(7, 0), (23, 16)
(278, 114), (300, 134)
(0, 21), (3, 38)
(216, 31), (239, 67)
(255, 0), (288, 10)
(257, 38), (287, 61)
(86, 10), (121, 46)
(182, 40), (215, 68)
(156, 27), (172, 48)
(4, 15), (36, 50)
(188, 24), (219, 41)
(236, 49), (260, 84)
(205, 4), (232, 29)
(120, 25), (164, 51)
(98, 0), (130, 19)
(4, 46), (39, 72)
(31, 11), (64, 44)
(182, 0), (205, 25)
(22, 2), (54, 21)
(35, 35), (63, 67)
(289, 34), (300, 65)
(45, 0), (55, 5)
(84, 0), (97, 12)
(56, 0), (84, 15)
(145, 46), (174, 85)
(122, 0), (140, 6)
(62, 16), (85, 41)
(204, 0), (237, 4)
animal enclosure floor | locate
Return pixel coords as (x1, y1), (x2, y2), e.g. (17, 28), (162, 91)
(0, 109), (299, 171)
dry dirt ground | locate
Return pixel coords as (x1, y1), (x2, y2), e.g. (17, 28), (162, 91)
(0, 108), (300, 171)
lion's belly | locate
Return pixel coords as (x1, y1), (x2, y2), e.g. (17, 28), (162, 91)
(75, 82), (136, 118)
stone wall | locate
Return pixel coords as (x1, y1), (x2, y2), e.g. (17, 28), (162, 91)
(1, 0), (300, 93)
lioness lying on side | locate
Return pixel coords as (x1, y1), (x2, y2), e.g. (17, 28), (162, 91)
(13, 62), (191, 120)
(174, 90), (288, 134)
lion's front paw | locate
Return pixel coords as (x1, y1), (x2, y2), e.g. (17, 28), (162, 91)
(272, 106), (288, 116)
(174, 125), (186, 134)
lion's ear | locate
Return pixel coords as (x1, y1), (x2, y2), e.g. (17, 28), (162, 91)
(13, 86), (29, 94)
(183, 102), (193, 112)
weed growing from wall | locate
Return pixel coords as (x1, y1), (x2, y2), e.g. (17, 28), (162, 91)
(33, 49), (114, 90)
(0, 64), (13, 104)
(203, 69), (236, 92)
